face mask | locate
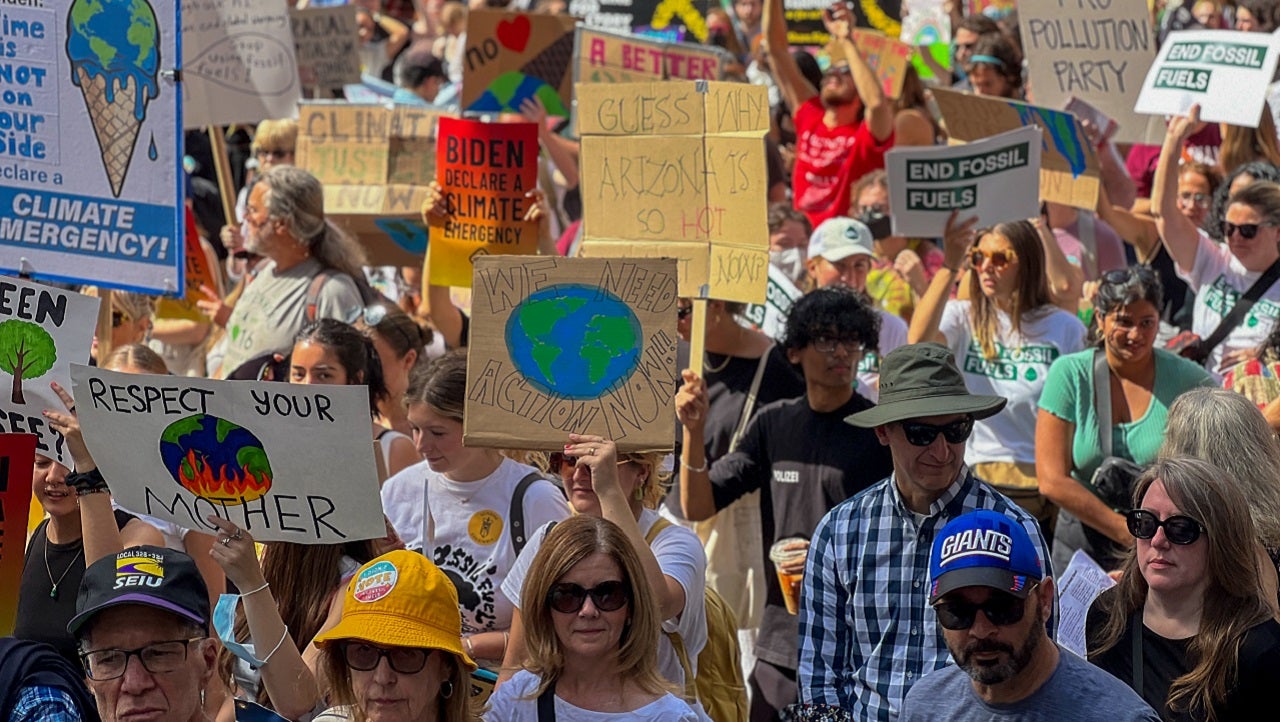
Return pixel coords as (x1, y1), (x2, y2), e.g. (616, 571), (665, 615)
(214, 594), (268, 668)
(770, 248), (807, 285)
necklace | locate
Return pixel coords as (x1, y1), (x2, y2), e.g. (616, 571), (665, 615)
(43, 535), (84, 601)
(704, 352), (733, 374)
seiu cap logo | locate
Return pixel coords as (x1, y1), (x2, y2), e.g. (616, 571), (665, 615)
(354, 561), (398, 603)
(938, 529), (1013, 567)
(114, 552), (165, 590)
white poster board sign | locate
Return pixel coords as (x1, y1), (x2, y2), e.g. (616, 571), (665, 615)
(740, 264), (803, 341)
(886, 126), (1042, 238)
(1056, 550), (1117, 656)
(1135, 29), (1280, 127)
(0, 279), (96, 467)
(182, 0), (302, 128)
(72, 366), (385, 543)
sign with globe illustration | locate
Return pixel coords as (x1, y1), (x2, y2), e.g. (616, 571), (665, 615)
(465, 256), (679, 452)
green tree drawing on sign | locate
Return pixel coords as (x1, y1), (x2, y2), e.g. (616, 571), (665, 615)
(0, 320), (57, 404)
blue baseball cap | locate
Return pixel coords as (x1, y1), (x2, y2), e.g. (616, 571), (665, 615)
(928, 510), (1042, 603)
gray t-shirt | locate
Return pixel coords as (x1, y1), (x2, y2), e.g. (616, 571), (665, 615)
(899, 644), (1159, 721)
(217, 258), (361, 378)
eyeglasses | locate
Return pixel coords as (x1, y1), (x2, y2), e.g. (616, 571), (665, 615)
(80, 638), (206, 680)
(899, 417), (974, 446)
(255, 148), (291, 161)
(1223, 221), (1271, 239)
(1126, 509), (1205, 545)
(969, 248), (1017, 270)
(812, 337), (864, 355)
(677, 306), (693, 320)
(932, 585), (1037, 631)
(339, 641), (432, 674)
(547, 580), (630, 614)
(1177, 191), (1211, 209)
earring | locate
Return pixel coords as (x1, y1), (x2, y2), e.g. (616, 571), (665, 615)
(634, 484), (646, 501)
(440, 680), (454, 699)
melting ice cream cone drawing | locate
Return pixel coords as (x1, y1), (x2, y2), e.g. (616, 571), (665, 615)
(66, 0), (161, 198)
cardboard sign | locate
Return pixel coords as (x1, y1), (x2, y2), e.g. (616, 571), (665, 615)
(72, 367), (385, 543)
(296, 102), (452, 268)
(427, 118), (539, 288)
(571, 0), (711, 42)
(932, 89), (1100, 210)
(462, 10), (579, 117)
(183, 0), (302, 128)
(0, 433), (36, 635)
(0, 0), (185, 296)
(464, 256), (679, 452)
(290, 5), (362, 90)
(1136, 29), (1280, 128)
(740, 264), (803, 340)
(0, 279), (98, 467)
(783, 0), (902, 46)
(826, 30), (914, 98)
(156, 208), (220, 322)
(1018, 0), (1158, 144)
(578, 81), (770, 303)
(575, 26), (727, 83)
(886, 126), (1042, 237)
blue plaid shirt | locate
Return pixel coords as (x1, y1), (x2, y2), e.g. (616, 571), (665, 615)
(9, 685), (84, 721)
(797, 468), (1053, 721)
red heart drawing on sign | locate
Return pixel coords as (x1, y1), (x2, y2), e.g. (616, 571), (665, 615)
(496, 15), (531, 53)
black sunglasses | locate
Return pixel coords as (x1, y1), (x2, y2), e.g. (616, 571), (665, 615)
(547, 580), (630, 614)
(677, 306), (693, 320)
(933, 585), (1037, 631)
(1223, 221), (1269, 239)
(339, 641), (432, 674)
(1126, 509), (1205, 545)
(900, 417), (974, 447)
(549, 452), (579, 469)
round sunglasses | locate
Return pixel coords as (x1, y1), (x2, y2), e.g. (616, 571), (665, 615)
(969, 248), (1017, 270)
(932, 584), (1038, 631)
(547, 580), (630, 614)
(339, 641), (432, 674)
(1126, 509), (1205, 545)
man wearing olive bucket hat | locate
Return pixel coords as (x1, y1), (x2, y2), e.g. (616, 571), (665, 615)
(795, 343), (1052, 720)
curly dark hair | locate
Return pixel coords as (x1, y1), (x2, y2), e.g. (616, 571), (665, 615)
(783, 286), (881, 356)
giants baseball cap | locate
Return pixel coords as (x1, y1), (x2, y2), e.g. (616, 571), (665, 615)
(928, 510), (1043, 603)
(808, 217), (875, 262)
(68, 546), (210, 637)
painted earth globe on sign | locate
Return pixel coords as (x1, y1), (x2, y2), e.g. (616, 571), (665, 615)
(506, 285), (642, 399)
(159, 414), (273, 503)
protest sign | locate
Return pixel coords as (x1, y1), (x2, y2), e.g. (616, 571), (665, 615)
(0, 433), (35, 635)
(0, 278), (98, 467)
(783, 0), (901, 45)
(427, 118), (539, 287)
(932, 89), (1100, 210)
(886, 126), (1042, 237)
(462, 10), (579, 117)
(290, 5), (361, 91)
(183, 0), (302, 129)
(156, 208), (219, 322)
(1018, 0), (1157, 144)
(740, 264), (803, 340)
(575, 26), (727, 83)
(826, 30), (914, 98)
(900, 1), (950, 82)
(571, 0), (710, 41)
(1135, 29), (1280, 128)
(578, 81), (770, 303)
(465, 256), (678, 452)
(72, 366), (385, 543)
(297, 102), (451, 268)
(0, 0), (185, 296)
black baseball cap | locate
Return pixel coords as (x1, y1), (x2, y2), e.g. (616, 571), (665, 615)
(68, 546), (210, 637)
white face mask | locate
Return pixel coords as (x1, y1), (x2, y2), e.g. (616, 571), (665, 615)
(770, 247), (807, 285)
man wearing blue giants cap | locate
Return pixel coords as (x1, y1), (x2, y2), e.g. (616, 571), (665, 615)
(899, 511), (1158, 720)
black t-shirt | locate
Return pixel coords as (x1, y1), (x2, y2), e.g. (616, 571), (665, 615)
(15, 509), (135, 666)
(708, 393), (894, 669)
(1146, 246), (1193, 332)
(1087, 589), (1280, 721)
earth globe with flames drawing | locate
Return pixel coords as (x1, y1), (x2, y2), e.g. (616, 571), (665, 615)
(159, 414), (273, 503)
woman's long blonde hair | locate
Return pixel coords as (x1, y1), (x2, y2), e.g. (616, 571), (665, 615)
(966, 220), (1055, 359)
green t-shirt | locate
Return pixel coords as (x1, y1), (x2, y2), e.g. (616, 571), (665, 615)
(1038, 348), (1215, 485)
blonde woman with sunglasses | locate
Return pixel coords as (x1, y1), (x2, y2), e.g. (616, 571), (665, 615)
(910, 212), (1087, 539)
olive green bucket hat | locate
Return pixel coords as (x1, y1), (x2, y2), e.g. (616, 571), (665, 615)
(846, 342), (1007, 428)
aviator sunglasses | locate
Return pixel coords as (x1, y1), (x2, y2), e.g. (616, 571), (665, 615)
(899, 416), (974, 447)
(933, 585), (1038, 631)
(547, 581), (630, 614)
(1126, 509), (1205, 545)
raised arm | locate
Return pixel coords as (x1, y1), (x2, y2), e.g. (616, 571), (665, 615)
(420, 181), (466, 348)
(1036, 211), (1084, 313)
(675, 369), (716, 521)
(908, 211), (973, 344)
(1097, 186), (1161, 262)
(1154, 105), (1206, 272)
(763, 0), (816, 113)
(827, 5), (893, 141)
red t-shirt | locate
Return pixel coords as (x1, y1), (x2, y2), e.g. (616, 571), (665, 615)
(792, 97), (894, 227)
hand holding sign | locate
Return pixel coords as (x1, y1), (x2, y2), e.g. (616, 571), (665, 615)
(41, 381), (94, 472)
(940, 211), (979, 272)
(823, 2), (854, 41)
(1167, 103), (1206, 143)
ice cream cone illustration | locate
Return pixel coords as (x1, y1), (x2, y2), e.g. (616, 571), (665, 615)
(66, 0), (161, 198)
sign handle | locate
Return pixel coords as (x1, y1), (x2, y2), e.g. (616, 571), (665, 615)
(95, 289), (114, 361)
(688, 298), (708, 377)
(207, 126), (239, 229)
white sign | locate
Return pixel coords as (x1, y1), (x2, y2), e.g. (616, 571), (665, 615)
(182, 0), (302, 128)
(886, 126), (1042, 238)
(0, 279), (97, 467)
(72, 366), (385, 543)
(0, 0), (185, 295)
(1135, 29), (1280, 127)
(740, 264), (803, 341)
(1056, 549), (1117, 656)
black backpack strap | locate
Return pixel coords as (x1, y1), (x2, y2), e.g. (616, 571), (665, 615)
(1199, 258), (1280, 357)
(509, 472), (544, 557)
(536, 680), (556, 722)
(306, 270), (333, 323)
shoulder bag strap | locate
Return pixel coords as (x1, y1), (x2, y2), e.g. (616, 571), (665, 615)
(1199, 258), (1280, 356)
(305, 270), (333, 323)
(536, 680), (557, 722)
(729, 345), (773, 453)
(509, 472), (544, 557)
(1131, 610), (1144, 697)
(1094, 348), (1113, 458)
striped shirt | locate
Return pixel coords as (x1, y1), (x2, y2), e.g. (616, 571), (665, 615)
(797, 468), (1052, 721)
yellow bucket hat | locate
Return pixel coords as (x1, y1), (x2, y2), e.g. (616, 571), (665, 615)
(314, 550), (476, 671)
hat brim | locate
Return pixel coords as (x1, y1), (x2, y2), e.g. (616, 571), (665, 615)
(929, 567), (1037, 603)
(68, 595), (207, 637)
(314, 612), (477, 671)
(845, 393), (1007, 428)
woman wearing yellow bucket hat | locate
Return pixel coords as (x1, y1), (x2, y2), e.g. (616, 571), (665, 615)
(314, 550), (477, 722)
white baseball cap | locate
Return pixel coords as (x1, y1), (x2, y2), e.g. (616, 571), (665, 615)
(809, 218), (875, 263)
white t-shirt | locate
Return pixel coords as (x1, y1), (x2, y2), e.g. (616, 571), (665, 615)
(1178, 230), (1280, 381)
(941, 300), (1087, 464)
(857, 309), (908, 402)
(501, 509), (709, 703)
(381, 458), (570, 633)
(483, 670), (699, 722)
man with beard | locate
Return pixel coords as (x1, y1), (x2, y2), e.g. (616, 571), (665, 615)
(764, 0), (894, 228)
(898, 511), (1157, 721)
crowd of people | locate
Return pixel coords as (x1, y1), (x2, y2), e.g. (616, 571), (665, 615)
(12, 0), (1280, 721)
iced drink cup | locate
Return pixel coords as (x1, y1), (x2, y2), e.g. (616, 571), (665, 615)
(769, 537), (806, 615)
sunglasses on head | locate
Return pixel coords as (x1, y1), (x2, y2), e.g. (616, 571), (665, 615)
(932, 584), (1037, 631)
(1126, 509), (1205, 545)
(339, 641), (432, 674)
(969, 248), (1017, 270)
(1223, 221), (1270, 239)
(547, 580), (630, 614)
(899, 416), (974, 446)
